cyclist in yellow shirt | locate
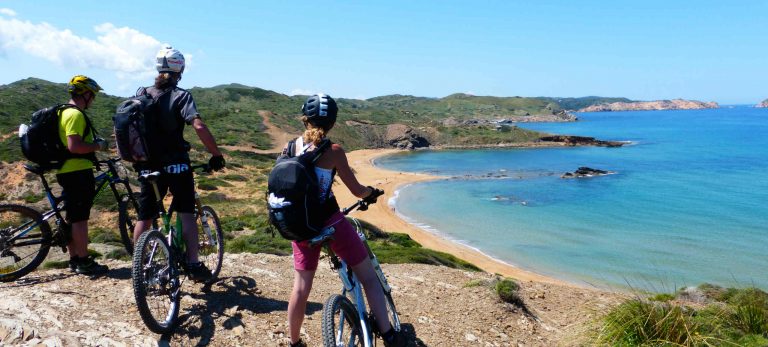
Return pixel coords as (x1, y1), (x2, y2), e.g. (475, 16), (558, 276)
(59, 75), (109, 275)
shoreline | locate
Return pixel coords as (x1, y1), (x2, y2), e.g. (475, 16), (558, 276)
(336, 148), (578, 287)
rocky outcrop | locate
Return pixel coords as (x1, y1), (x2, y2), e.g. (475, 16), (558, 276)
(579, 99), (719, 112)
(756, 99), (768, 108)
(561, 166), (615, 178)
(385, 124), (430, 149)
(0, 253), (625, 346)
(539, 135), (625, 147)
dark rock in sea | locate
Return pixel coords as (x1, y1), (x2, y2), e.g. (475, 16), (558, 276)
(539, 135), (624, 147)
(561, 167), (615, 178)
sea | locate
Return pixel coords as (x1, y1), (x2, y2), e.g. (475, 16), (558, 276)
(375, 106), (768, 291)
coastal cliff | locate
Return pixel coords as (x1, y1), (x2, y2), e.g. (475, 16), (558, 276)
(756, 99), (768, 108)
(579, 99), (719, 112)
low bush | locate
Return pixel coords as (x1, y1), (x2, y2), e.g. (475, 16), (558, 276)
(495, 278), (523, 306)
(597, 286), (768, 346)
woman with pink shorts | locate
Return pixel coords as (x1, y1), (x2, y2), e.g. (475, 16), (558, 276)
(286, 94), (405, 347)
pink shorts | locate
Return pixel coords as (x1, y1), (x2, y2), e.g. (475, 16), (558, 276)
(292, 211), (368, 271)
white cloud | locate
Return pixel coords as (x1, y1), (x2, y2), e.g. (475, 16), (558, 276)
(288, 88), (317, 96)
(0, 16), (163, 82)
(0, 8), (16, 17)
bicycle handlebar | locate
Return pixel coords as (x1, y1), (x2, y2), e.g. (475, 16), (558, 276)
(342, 187), (384, 215)
(308, 187), (385, 247)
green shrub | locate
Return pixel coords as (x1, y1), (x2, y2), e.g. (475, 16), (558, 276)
(89, 227), (122, 246)
(464, 279), (487, 288)
(598, 286), (768, 346)
(104, 248), (130, 261)
(224, 231), (292, 255)
(220, 174), (248, 182)
(597, 299), (702, 346)
(495, 278), (523, 306)
(22, 192), (44, 203)
(42, 260), (70, 269)
(650, 293), (675, 302)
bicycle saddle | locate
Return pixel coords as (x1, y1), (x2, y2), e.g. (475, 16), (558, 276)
(308, 226), (336, 247)
(138, 171), (162, 183)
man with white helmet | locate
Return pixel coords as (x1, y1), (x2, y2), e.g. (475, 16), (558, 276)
(132, 46), (225, 282)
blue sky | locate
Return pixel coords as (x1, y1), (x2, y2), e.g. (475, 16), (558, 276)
(1, 1), (765, 104)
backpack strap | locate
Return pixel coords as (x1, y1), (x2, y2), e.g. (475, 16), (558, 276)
(309, 139), (332, 164)
(284, 139), (297, 158)
(56, 104), (98, 163)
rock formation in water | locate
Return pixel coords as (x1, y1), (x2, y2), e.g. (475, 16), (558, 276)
(561, 166), (615, 178)
(539, 135), (625, 147)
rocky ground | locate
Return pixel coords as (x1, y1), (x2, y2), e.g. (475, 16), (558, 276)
(0, 253), (625, 346)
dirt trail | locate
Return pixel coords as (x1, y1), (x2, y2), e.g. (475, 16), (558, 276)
(220, 110), (298, 155)
(0, 253), (623, 346)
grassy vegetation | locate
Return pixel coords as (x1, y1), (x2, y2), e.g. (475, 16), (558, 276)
(1, 77), (627, 160)
(596, 284), (768, 346)
(495, 278), (523, 306)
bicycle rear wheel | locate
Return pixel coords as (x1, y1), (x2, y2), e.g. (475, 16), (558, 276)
(118, 192), (140, 255)
(0, 205), (52, 282)
(132, 230), (180, 333)
(197, 206), (223, 282)
(322, 294), (364, 347)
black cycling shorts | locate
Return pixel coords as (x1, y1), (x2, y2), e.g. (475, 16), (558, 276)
(56, 169), (95, 223)
(135, 162), (195, 220)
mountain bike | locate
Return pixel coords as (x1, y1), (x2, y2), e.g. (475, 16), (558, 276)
(308, 190), (402, 347)
(131, 164), (224, 334)
(0, 158), (143, 282)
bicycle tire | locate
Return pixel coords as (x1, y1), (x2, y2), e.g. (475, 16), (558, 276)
(132, 229), (180, 333)
(119, 192), (156, 255)
(384, 291), (401, 334)
(322, 294), (364, 347)
(0, 205), (52, 282)
(197, 206), (223, 283)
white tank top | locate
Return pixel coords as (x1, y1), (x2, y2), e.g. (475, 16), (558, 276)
(296, 137), (335, 203)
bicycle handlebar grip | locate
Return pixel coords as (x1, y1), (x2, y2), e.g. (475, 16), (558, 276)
(362, 186), (385, 204)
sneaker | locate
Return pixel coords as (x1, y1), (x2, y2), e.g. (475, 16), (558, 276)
(75, 256), (109, 275)
(289, 339), (307, 347)
(68, 257), (77, 273)
(185, 262), (212, 283)
(382, 328), (407, 347)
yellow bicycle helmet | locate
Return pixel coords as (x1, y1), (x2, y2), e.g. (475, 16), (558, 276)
(67, 75), (102, 95)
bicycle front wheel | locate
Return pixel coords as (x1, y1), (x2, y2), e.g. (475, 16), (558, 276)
(322, 294), (364, 347)
(0, 205), (52, 282)
(384, 291), (401, 334)
(132, 230), (180, 334)
(197, 206), (223, 282)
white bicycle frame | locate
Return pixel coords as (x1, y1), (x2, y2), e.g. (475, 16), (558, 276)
(336, 255), (374, 346)
(329, 224), (395, 347)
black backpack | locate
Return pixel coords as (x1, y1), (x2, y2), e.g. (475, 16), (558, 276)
(113, 88), (170, 163)
(267, 139), (333, 241)
(20, 104), (95, 170)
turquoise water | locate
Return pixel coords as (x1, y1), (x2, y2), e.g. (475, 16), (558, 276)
(376, 107), (768, 290)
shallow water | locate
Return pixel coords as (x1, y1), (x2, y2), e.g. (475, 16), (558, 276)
(376, 107), (768, 290)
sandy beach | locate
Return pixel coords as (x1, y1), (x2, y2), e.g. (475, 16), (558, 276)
(335, 148), (573, 286)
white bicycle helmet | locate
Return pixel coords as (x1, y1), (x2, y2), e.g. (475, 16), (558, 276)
(155, 46), (185, 73)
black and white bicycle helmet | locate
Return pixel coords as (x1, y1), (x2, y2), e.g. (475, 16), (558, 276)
(301, 93), (338, 127)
